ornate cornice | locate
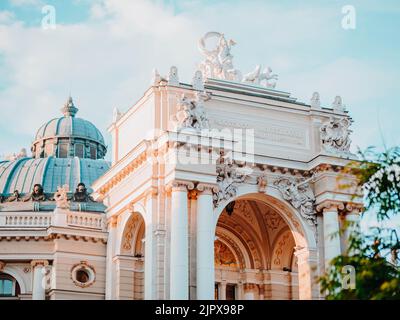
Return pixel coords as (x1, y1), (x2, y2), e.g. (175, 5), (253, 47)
(98, 150), (148, 195)
(0, 234), (107, 244)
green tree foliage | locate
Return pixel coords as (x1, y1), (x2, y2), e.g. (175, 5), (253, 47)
(319, 147), (400, 299)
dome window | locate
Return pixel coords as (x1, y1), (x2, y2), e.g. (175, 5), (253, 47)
(89, 144), (97, 160)
(58, 142), (69, 158)
(75, 143), (84, 158)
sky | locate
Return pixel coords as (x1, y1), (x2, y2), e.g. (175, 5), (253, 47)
(0, 0), (399, 231)
(0, 0), (399, 159)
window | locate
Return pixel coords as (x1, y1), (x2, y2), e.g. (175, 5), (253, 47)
(71, 263), (95, 288)
(214, 283), (219, 300)
(58, 143), (69, 158)
(89, 144), (97, 160)
(0, 273), (20, 297)
(76, 269), (90, 283)
(226, 284), (236, 300)
(74, 143), (84, 158)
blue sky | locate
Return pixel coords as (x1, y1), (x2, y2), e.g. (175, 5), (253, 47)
(0, 0), (399, 159)
(0, 0), (398, 152)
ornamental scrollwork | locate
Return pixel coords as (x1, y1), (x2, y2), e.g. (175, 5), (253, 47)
(213, 155), (250, 208)
(274, 176), (316, 225)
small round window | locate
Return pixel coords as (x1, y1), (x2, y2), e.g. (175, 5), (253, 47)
(76, 269), (90, 284)
(71, 262), (95, 288)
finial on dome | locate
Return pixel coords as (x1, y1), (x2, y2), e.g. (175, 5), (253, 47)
(61, 96), (79, 117)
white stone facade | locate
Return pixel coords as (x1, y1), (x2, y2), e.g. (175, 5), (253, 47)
(0, 32), (363, 300)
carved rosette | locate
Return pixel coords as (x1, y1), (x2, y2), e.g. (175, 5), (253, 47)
(274, 176), (316, 225)
(320, 117), (352, 153)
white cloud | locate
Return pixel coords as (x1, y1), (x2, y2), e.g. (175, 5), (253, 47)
(0, 0), (398, 157)
(8, 0), (42, 7)
(0, 10), (15, 24)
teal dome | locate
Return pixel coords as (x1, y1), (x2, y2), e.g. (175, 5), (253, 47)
(0, 96), (110, 205)
(31, 97), (107, 160)
(0, 157), (109, 195)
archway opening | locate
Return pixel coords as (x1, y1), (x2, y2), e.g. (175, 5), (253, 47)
(214, 198), (299, 300)
(118, 212), (145, 300)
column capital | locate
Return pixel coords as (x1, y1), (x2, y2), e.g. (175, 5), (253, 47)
(166, 180), (195, 193)
(0, 261), (5, 272)
(316, 201), (344, 213)
(344, 202), (364, 215)
(31, 260), (49, 268)
(197, 183), (219, 195)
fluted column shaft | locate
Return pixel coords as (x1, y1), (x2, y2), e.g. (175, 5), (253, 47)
(170, 181), (192, 299)
(196, 184), (216, 300)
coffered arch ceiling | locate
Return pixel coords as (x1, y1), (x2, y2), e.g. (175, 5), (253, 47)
(216, 199), (295, 270)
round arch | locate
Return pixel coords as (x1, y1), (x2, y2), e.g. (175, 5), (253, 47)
(2, 266), (27, 294)
(213, 184), (316, 249)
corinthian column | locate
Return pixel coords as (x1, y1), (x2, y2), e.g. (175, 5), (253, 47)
(196, 183), (217, 300)
(169, 181), (193, 300)
(31, 260), (49, 300)
(319, 202), (343, 268)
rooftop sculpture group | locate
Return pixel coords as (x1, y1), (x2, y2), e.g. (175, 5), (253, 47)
(0, 182), (94, 204)
(198, 32), (278, 88)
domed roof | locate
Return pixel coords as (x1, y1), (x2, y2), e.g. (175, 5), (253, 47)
(31, 97), (107, 160)
(0, 156), (110, 195)
(34, 96), (105, 145)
